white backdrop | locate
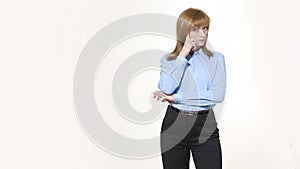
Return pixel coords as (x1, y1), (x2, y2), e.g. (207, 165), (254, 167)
(1, 0), (300, 168)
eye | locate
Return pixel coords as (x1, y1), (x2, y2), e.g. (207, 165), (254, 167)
(192, 26), (200, 31)
(203, 27), (209, 31)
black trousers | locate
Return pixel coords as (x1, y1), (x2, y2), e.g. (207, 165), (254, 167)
(160, 105), (222, 169)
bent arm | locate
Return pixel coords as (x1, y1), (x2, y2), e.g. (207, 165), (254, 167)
(157, 55), (190, 95)
(173, 53), (227, 105)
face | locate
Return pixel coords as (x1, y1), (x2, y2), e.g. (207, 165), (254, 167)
(189, 25), (209, 51)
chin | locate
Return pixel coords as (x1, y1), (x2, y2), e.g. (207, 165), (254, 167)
(194, 46), (203, 51)
(197, 41), (205, 47)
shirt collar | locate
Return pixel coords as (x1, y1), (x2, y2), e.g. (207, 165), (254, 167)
(195, 47), (203, 54)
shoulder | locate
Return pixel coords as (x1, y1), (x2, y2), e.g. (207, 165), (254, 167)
(212, 51), (226, 70)
(212, 51), (224, 58)
(159, 54), (174, 69)
(160, 54), (177, 64)
(212, 51), (225, 63)
(160, 54), (168, 62)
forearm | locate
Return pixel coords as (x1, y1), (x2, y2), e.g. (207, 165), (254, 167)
(173, 52), (227, 105)
(173, 88), (226, 105)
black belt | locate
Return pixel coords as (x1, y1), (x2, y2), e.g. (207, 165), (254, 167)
(168, 105), (210, 116)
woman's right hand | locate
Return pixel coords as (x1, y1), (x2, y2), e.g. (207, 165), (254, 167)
(153, 90), (175, 103)
(179, 33), (197, 58)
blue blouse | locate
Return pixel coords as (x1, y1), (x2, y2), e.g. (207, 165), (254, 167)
(157, 48), (227, 111)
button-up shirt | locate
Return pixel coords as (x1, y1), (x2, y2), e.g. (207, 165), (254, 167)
(157, 48), (227, 111)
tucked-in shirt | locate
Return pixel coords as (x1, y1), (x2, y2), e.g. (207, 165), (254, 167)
(157, 48), (227, 111)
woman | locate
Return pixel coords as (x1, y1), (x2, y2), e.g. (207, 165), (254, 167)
(153, 8), (226, 169)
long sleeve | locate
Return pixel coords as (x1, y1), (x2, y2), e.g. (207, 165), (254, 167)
(173, 52), (227, 105)
(157, 55), (191, 95)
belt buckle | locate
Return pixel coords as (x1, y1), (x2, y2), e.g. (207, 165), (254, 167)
(181, 110), (197, 116)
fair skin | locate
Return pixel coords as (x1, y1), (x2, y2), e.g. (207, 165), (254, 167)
(153, 26), (208, 102)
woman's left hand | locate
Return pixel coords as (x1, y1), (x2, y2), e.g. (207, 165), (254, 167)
(153, 90), (175, 102)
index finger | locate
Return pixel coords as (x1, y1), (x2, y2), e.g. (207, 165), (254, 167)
(187, 31), (191, 39)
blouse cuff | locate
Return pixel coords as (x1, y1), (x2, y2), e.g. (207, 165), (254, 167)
(177, 55), (188, 64)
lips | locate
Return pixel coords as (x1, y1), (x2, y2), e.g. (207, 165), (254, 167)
(197, 39), (205, 43)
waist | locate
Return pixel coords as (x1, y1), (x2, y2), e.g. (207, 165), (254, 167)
(168, 105), (210, 116)
(170, 102), (213, 111)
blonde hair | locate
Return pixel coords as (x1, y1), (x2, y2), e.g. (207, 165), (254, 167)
(167, 8), (213, 60)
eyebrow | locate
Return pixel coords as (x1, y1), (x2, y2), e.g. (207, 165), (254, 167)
(193, 25), (209, 29)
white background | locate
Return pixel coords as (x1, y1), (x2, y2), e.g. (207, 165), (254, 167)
(1, 0), (300, 168)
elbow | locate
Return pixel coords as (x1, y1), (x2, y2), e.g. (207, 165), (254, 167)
(212, 83), (226, 103)
(157, 82), (175, 95)
(217, 90), (226, 103)
(212, 89), (226, 103)
(218, 94), (225, 103)
(213, 95), (224, 104)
